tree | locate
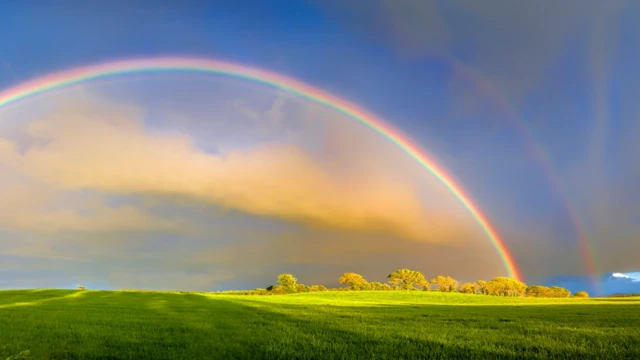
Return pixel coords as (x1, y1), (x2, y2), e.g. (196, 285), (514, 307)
(296, 284), (311, 293)
(526, 285), (551, 297)
(429, 276), (459, 292)
(387, 269), (427, 290)
(485, 277), (527, 297)
(310, 285), (327, 292)
(339, 272), (368, 290)
(459, 282), (478, 294)
(367, 282), (389, 291)
(476, 280), (488, 295)
(526, 285), (571, 298)
(270, 285), (287, 295)
(77, 285), (86, 291)
(277, 273), (297, 292)
(550, 286), (571, 298)
(573, 291), (589, 298)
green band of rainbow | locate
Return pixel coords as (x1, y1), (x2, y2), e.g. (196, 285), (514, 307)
(0, 57), (522, 281)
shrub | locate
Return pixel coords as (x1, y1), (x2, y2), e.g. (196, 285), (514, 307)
(573, 291), (589, 298)
(310, 285), (327, 292)
(296, 284), (311, 293)
(77, 285), (86, 291)
(367, 282), (390, 291)
(550, 286), (571, 298)
(270, 285), (287, 295)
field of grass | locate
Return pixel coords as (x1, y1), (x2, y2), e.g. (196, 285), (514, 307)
(1, 290), (639, 359)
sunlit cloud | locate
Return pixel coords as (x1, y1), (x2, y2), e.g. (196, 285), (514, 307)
(0, 92), (475, 243)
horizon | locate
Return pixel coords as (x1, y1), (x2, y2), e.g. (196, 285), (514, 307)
(1, 1), (640, 297)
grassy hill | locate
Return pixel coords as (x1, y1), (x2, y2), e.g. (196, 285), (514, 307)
(1, 290), (639, 359)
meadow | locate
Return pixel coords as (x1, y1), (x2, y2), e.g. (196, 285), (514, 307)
(0, 290), (639, 359)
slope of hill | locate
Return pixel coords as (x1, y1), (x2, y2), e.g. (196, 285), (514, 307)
(1, 290), (638, 359)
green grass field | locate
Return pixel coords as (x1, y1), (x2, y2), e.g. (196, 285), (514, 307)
(1, 290), (639, 359)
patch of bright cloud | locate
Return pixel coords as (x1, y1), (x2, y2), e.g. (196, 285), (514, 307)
(0, 92), (475, 243)
(612, 272), (640, 282)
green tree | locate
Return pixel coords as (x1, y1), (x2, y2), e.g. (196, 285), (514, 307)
(277, 273), (297, 292)
(387, 269), (427, 290)
(339, 272), (368, 290)
(573, 291), (589, 298)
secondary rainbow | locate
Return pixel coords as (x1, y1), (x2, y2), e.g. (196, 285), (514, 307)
(445, 57), (599, 293)
(0, 57), (522, 281)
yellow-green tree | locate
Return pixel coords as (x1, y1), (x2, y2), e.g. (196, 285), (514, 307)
(429, 276), (459, 292)
(339, 272), (368, 290)
(476, 280), (488, 295)
(526, 285), (551, 297)
(387, 269), (427, 290)
(550, 286), (571, 298)
(458, 282), (478, 294)
(485, 277), (527, 297)
(277, 273), (297, 292)
(573, 291), (589, 298)
(310, 285), (328, 292)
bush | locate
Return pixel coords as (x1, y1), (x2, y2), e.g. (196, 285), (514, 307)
(310, 285), (328, 292)
(77, 285), (86, 291)
(573, 291), (589, 298)
(296, 284), (311, 293)
(270, 285), (288, 295)
(550, 286), (571, 298)
(366, 282), (390, 291)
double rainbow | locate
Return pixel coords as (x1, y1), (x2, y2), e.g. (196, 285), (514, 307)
(0, 57), (522, 281)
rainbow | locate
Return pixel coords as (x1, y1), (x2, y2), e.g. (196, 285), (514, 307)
(0, 57), (522, 281)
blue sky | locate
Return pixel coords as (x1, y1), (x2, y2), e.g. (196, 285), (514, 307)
(0, 1), (639, 295)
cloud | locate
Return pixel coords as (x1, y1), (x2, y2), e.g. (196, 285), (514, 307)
(611, 272), (640, 282)
(0, 93), (476, 243)
(318, 0), (635, 102)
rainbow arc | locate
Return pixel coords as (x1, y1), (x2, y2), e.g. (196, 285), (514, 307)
(0, 57), (522, 281)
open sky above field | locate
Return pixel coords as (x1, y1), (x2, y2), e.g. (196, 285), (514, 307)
(0, 1), (639, 295)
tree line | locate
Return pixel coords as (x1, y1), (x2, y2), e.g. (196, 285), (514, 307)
(211, 268), (590, 298)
